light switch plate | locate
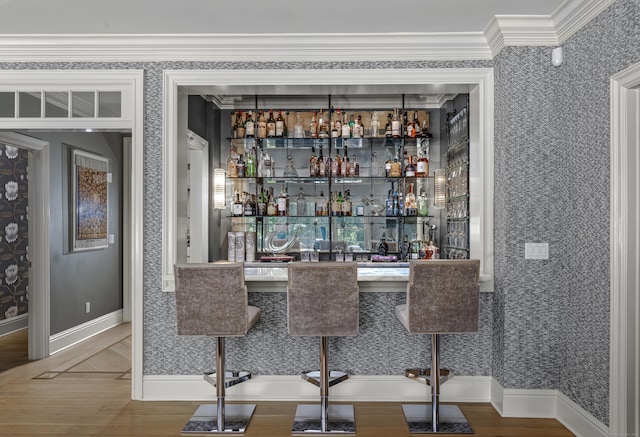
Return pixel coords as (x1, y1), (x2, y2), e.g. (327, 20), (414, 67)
(525, 243), (549, 260)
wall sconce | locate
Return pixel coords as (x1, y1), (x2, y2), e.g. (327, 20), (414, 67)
(433, 168), (446, 210)
(213, 168), (226, 209)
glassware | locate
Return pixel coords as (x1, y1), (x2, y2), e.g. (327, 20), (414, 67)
(293, 111), (305, 138)
(283, 155), (298, 177)
(296, 187), (307, 216)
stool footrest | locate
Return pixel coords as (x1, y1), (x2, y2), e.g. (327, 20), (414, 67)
(404, 367), (452, 385)
(204, 371), (252, 389)
(301, 370), (349, 388)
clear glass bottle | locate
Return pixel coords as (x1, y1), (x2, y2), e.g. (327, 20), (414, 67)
(416, 152), (429, 177)
(351, 154), (359, 176)
(318, 109), (329, 139)
(417, 186), (429, 217)
(277, 183), (289, 216)
(266, 187), (277, 216)
(370, 111), (380, 138)
(385, 113), (393, 137)
(293, 111), (305, 138)
(405, 183), (417, 216)
(245, 147), (256, 177)
(406, 112), (415, 138)
(236, 154), (245, 178)
(261, 149), (272, 177)
(331, 150), (341, 177)
(315, 191), (328, 216)
(283, 155), (298, 177)
(267, 109), (276, 138)
(341, 190), (352, 216)
(391, 108), (401, 138)
(413, 111), (421, 136)
(356, 115), (365, 138)
(384, 149), (393, 177)
(296, 187), (307, 216)
(334, 108), (342, 135)
(317, 146), (326, 177)
(232, 189), (243, 216)
(405, 154), (416, 177)
(341, 147), (350, 177)
(341, 111), (351, 138)
(257, 189), (266, 216)
(275, 110), (286, 137)
(370, 151), (379, 176)
(235, 111), (245, 139)
(227, 147), (238, 178)
(390, 148), (402, 177)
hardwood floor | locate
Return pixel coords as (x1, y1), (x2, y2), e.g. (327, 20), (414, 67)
(0, 324), (575, 436)
(0, 328), (29, 372)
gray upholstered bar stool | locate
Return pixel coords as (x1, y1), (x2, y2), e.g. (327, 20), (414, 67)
(174, 262), (261, 435)
(287, 262), (359, 435)
(395, 259), (480, 434)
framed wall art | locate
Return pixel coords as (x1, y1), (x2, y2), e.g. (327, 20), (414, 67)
(71, 149), (109, 251)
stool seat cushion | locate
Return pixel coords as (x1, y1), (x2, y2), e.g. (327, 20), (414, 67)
(395, 304), (410, 332)
(247, 305), (261, 331)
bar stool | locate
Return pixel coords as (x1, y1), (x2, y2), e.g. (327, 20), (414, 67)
(395, 259), (480, 434)
(174, 262), (261, 435)
(287, 262), (359, 435)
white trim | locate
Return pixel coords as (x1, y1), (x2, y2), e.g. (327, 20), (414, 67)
(142, 374), (491, 402)
(0, 131), (51, 360)
(0, 2), (613, 63)
(162, 68), (495, 292)
(610, 62), (640, 437)
(0, 314), (28, 336)
(49, 309), (122, 355)
(490, 378), (609, 437)
(554, 0), (617, 45)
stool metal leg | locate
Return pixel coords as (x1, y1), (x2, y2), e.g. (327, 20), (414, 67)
(401, 334), (474, 434)
(181, 337), (256, 435)
(292, 336), (355, 435)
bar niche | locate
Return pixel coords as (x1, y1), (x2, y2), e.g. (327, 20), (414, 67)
(218, 94), (470, 265)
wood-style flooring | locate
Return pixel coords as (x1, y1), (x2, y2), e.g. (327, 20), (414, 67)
(0, 324), (575, 436)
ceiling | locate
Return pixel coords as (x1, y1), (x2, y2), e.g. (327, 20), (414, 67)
(0, 0), (567, 35)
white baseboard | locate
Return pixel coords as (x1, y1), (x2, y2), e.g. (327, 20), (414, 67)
(491, 378), (609, 437)
(0, 313), (28, 336)
(49, 310), (123, 355)
(142, 374), (492, 402)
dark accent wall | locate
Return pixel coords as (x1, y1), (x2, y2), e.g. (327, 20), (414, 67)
(0, 144), (28, 323)
(188, 95), (208, 139)
(28, 131), (124, 335)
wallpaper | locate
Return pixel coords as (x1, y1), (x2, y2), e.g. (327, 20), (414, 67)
(0, 142), (29, 322)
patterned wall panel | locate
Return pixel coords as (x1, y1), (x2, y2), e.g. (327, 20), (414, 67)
(0, 143), (29, 322)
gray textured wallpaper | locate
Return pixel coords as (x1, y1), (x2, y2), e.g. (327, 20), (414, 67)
(2, 0), (638, 426)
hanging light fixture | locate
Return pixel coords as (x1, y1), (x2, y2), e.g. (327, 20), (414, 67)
(433, 168), (446, 210)
(213, 168), (226, 209)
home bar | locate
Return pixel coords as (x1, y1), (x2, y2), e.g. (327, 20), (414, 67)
(167, 87), (493, 434)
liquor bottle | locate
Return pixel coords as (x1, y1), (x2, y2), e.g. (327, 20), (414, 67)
(384, 150), (393, 177)
(293, 112), (305, 138)
(283, 155), (298, 177)
(318, 146), (326, 177)
(370, 111), (380, 138)
(417, 186), (429, 217)
(413, 111), (421, 136)
(235, 111), (245, 139)
(331, 119), (339, 138)
(266, 187), (277, 216)
(236, 154), (245, 178)
(356, 115), (365, 138)
(267, 110), (276, 138)
(385, 113), (392, 138)
(309, 146), (317, 177)
(227, 148), (238, 178)
(331, 150), (341, 177)
(392, 188), (400, 217)
(405, 183), (417, 216)
(420, 112), (433, 138)
(406, 111), (415, 138)
(257, 189), (266, 216)
(334, 108), (342, 135)
(331, 191), (340, 217)
(257, 110), (267, 138)
(315, 191), (328, 216)
(348, 114), (356, 138)
(350, 154), (359, 177)
(405, 154), (416, 177)
(377, 235), (389, 256)
(296, 187), (307, 216)
(341, 147), (350, 177)
(261, 149), (272, 177)
(341, 111), (351, 138)
(385, 189), (394, 216)
(275, 110), (286, 137)
(341, 190), (352, 216)
(277, 184), (289, 216)
(243, 192), (254, 216)
(318, 109), (329, 139)
(245, 147), (256, 177)
(416, 152), (429, 177)
(391, 108), (401, 138)
(389, 149), (402, 177)
(245, 111), (255, 138)
(309, 111), (318, 138)
(232, 189), (243, 216)
(370, 152), (379, 176)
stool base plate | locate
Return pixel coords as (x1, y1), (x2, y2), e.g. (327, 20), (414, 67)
(292, 404), (355, 435)
(181, 404), (256, 434)
(401, 404), (473, 434)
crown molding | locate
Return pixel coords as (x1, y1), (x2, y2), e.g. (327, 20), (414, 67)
(0, 1), (614, 63)
(553, 0), (616, 44)
(0, 33), (492, 63)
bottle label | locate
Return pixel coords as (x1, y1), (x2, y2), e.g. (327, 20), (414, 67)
(267, 122), (276, 137)
(276, 121), (284, 136)
(277, 198), (287, 213)
(405, 169), (415, 177)
(417, 161), (427, 174)
(245, 122), (254, 137)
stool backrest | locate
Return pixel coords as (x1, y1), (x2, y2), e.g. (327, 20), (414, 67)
(287, 262), (359, 337)
(407, 259), (480, 334)
(174, 263), (249, 336)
